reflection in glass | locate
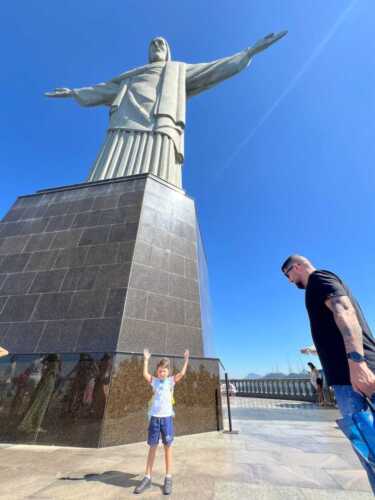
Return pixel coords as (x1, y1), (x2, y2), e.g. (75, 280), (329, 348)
(92, 353), (112, 418)
(65, 353), (99, 418)
(18, 354), (60, 435)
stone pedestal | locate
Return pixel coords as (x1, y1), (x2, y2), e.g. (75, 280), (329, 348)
(0, 174), (222, 446)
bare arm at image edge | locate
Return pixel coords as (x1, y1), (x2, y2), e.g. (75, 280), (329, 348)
(0, 346), (8, 358)
(325, 295), (375, 396)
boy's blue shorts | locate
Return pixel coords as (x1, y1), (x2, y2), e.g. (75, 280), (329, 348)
(147, 416), (174, 447)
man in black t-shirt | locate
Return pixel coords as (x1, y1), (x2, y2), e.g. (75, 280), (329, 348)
(281, 254), (375, 492)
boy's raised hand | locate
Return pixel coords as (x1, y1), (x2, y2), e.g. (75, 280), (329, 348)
(174, 350), (190, 383)
(143, 349), (152, 383)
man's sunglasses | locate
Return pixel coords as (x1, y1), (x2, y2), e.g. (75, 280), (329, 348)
(284, 264), (295, 277)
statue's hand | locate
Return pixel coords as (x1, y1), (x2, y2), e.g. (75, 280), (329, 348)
(248, 30), (288, 57)
(44, 87), (73, 98)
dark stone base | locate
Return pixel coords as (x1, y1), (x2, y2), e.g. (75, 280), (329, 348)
(0, 352), (222, 447)
(0, 174), (222, 446)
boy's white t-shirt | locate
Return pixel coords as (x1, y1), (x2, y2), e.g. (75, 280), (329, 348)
(149, 376), (175, 417)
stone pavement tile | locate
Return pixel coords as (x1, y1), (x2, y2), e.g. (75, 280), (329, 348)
(178, 458), (250, 484)
(243, 435), (304, 453)
(25, 479), (126, 500)
(64, 454), (134, 472)
(326, 469), (372, 493)
(177, 446), (230, 465)
(301, 443), (356, 455)
(214, 481), (374, 500)
(0, 450), (96, 474)
(165, 473), (216, 500)
(276, 450), (358, 470)
(242, 463), (343, 490)
(227, 447), (356, 471)
(177, 432), (245, 450)
(335, 451), (364, 468)
(225, 448), (281, 466)
(7, 444), (62, 452)
(0, 471), (54, 500)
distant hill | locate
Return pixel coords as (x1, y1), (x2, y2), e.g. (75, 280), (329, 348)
(263, 372), (287, 379)
(245, 370), (310, 380)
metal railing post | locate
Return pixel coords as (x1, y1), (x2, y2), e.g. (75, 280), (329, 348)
(221, 371), (239, 435)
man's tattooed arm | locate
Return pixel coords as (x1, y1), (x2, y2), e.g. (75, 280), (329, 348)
(325, 295), (375, 396)
(325, 295), (364, 354)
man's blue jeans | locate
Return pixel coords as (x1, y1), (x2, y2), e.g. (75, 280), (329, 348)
(333, 385), (375, 493)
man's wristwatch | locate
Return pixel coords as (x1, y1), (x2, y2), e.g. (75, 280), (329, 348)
(347, 352), (366, 363)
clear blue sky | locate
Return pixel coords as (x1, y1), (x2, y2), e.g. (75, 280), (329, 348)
(1, 1), (374, 377)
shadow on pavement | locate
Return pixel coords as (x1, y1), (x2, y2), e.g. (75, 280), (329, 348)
(59, 470), (145, 488)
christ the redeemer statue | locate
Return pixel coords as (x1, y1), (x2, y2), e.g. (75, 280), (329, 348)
(46, 33), (286, 189)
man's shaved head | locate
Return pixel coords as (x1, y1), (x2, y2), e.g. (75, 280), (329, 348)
(281, 254), (314, 274)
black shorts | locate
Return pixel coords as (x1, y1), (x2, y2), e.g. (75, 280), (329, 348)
(316, 377), (323, 388)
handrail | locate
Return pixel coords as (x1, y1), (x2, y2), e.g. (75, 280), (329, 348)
(229, 377), (317, 402)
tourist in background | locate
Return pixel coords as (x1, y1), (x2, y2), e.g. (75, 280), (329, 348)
(307, 362), (325, 406)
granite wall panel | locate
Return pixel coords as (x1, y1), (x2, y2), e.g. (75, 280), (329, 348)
(61, 266), (99, 291)
(85, 242), (119, 266)
(104, 288), (127, 318)
(24, 233), (55, 253)
(3, 322), (45, 352)
(37, 320), (83, 352)
(25, 250), (58, 271)
(0, 235), (30, 255)
(76, 319), (121, 351)
(117, 241), (134, 262)
(53, 247), (89, 269)
(0, 254), (30, 273)
(1, 272), (36, 295)
(0, 295), (39, 322)
(29, 269), (67, 294)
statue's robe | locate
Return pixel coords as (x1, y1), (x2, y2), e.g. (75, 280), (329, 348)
(72, 49), (252, 188)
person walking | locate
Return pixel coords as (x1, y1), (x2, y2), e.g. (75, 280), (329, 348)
(281, 254), (375, 492)
(307, 362), (325, 406)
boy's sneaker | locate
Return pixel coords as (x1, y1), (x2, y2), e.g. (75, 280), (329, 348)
(134, 476), (151, 494)
(163, 476), (172, 495)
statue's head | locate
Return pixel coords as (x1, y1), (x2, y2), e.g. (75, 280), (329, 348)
(149, 37), (171, 63)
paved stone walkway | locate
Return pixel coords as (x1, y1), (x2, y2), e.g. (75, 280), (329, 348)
(0, 397), (373, 499)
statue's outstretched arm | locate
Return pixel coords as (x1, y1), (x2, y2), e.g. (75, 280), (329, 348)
(45, 81), (120, 107)
(186, 30), (287, 97)
(247, 31), (288, 58)
(45, 88), (73, 98)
